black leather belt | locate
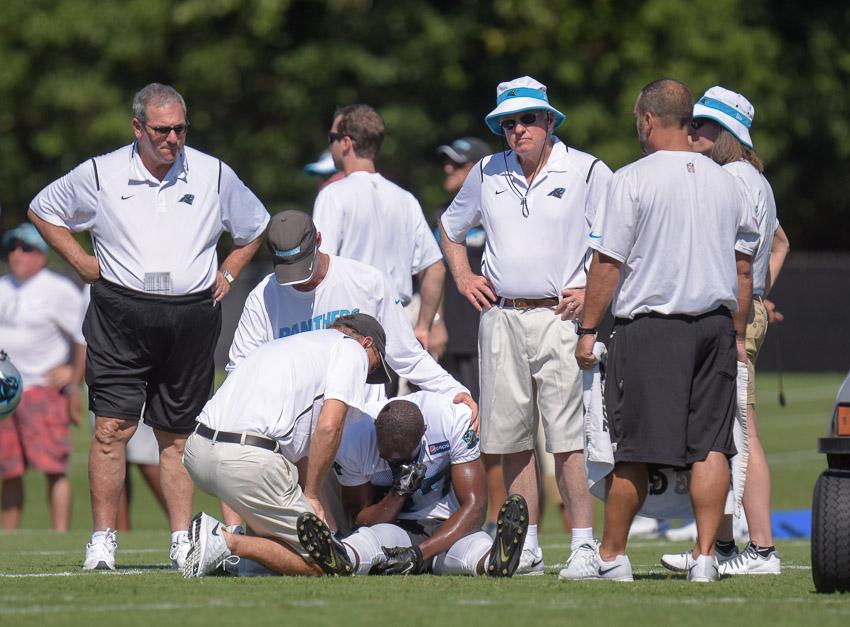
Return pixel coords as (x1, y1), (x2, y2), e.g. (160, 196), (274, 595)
(194, 422), (279, 453)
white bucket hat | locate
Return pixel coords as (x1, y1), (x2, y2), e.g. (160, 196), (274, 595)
(484, 76), (565, 136)
(693, 86), (755, 148)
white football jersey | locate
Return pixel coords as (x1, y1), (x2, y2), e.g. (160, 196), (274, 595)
(334, 390), (480, 521)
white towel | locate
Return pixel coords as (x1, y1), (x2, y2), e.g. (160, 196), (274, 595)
(583, 344), (749, 519)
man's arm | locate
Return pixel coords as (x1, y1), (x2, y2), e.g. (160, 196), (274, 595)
(734, 251), (753, 363)
(303, 399), (349, 523)
(414, 260), (446, 351)
(28, 209), (100, 283)
(415, 459), (486, 561)
(764, 225), (790, 298)
(575, 251), (621, 370)
(213, 233), (265, 303)
(344, 483), (409, 528)
(439, 221), (495, 311)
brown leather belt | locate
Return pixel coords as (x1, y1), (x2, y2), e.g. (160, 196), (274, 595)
(497, 296), (559, 309)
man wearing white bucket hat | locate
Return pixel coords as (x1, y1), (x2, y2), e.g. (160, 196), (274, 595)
(440, 76), (613, 576)
(660, 86), (790, 577)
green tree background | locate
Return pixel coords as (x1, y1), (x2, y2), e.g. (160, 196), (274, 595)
(0, 0), (847, 250)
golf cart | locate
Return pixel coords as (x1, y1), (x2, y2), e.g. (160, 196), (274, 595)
(812, 370), (850, 593)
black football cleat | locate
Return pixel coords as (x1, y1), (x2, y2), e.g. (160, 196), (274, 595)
(297, 512), (354, 576)
(486, 494), (529, 577)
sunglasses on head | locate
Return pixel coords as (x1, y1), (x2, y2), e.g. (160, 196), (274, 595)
(499, 112), (543, 132)
(144, 122), (189, 138)
(8, 240), (37, 253)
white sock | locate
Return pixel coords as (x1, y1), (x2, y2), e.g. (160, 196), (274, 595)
(91, 530), (112, 541)
(524, 524), (539, 551)
(571, 527), (593, 551)
(171, 530), (188, 543)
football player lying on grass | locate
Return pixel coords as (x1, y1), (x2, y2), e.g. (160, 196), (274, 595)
(299, 393), (528, 577)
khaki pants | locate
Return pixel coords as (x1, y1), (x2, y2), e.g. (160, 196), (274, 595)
(183, 431), (313, 557)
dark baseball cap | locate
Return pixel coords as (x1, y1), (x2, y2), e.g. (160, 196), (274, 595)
(266, 210), (318, 286)
(332, 313), (393, 385)
(436, 137), (490, 165)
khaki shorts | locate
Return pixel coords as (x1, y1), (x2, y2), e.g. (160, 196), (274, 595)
(183, 431), (314, 558)
(746, 298), (768, 405)
(478, 306), (583, 454)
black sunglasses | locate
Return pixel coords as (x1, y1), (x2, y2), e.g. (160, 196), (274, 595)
(144, 122), (189, 138)
(8, 240), (37, 253)
(327, 131), (348, 144)
(690, 118), (707, 130)
(500, 112), (542, 132)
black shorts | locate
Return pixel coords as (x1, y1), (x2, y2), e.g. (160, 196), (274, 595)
(604, 307), (737, 467)
(83, 279), (222, 434)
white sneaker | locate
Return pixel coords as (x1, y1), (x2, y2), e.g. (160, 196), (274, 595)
(83, 529), (117, 571)
(515, 546), (545, 576)
(718, 544), (781, 575)
(182, 512), (231, 578)
(663, 520), (697, 542)
(629, 515), (660, 539)
(687, 554), (719, 582)
(557, 542), (599, 579)
(169, 531), (191, 570)
(559, 545), (633, 582)
(661, 544), (739, 573)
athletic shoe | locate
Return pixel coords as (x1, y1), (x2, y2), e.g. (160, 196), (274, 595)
(486, 494), (529, 578)
(663, 520), (697, 542)
(83, 529), (117, 571)
(629, 515), (660, 539)
(718, 544), (781, 576)
(661, 544), (740, 573)
(515, 546), (545, 576)
(687, 554), (719, 582)
(557, 541), (600, 579)
(559, 545), (633, 582)
(296, 512), (353, 576)
(169, 531), (191, 570)
(182, 512), (231, 578)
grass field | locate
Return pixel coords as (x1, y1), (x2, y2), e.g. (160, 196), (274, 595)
(1, 372), (847, 626)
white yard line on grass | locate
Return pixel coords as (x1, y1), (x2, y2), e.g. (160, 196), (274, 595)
(0, 600), (263, 615)
(12, 548), (163, 556)
(0, 569), (149, 578)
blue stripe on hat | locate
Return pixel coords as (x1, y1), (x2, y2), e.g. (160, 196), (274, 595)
(274, 245), (302, 258)
(497, 87), (549, 105)
(697, 97), (752, 128)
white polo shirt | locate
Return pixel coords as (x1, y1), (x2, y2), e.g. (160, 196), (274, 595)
(198, 329), (368, 461)
(0, 269), (85, 389)
(227, 255), (467, 402)
(30, 143), (270, 295)
(724, 161), (779, 297)
(334, 390), (480, 521)
(441, 139), (613, 299)
(588, 151), (759, 318)
(313, 172), (442, 305)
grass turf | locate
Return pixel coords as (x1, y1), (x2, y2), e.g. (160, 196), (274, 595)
(1, 372), (847, 626)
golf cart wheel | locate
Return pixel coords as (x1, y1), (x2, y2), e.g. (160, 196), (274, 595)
(812, 469), (850, 593)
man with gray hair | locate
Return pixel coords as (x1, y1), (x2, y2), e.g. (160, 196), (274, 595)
(28, 82), (270, 571)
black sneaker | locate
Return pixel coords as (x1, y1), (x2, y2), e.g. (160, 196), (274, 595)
(486, 494), (529, 577)
(296, 512), (353, 576)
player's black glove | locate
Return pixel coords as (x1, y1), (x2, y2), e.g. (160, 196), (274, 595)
(390, 461), (427, 496)
(371, 545), (427, 575)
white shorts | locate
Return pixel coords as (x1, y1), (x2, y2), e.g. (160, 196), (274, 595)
(478, 306), (583, 455)
(183, 432), (313, 558)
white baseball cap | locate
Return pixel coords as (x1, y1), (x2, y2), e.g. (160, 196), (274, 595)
(484, 76), (565, 136)
(693, 86), (755, 149)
